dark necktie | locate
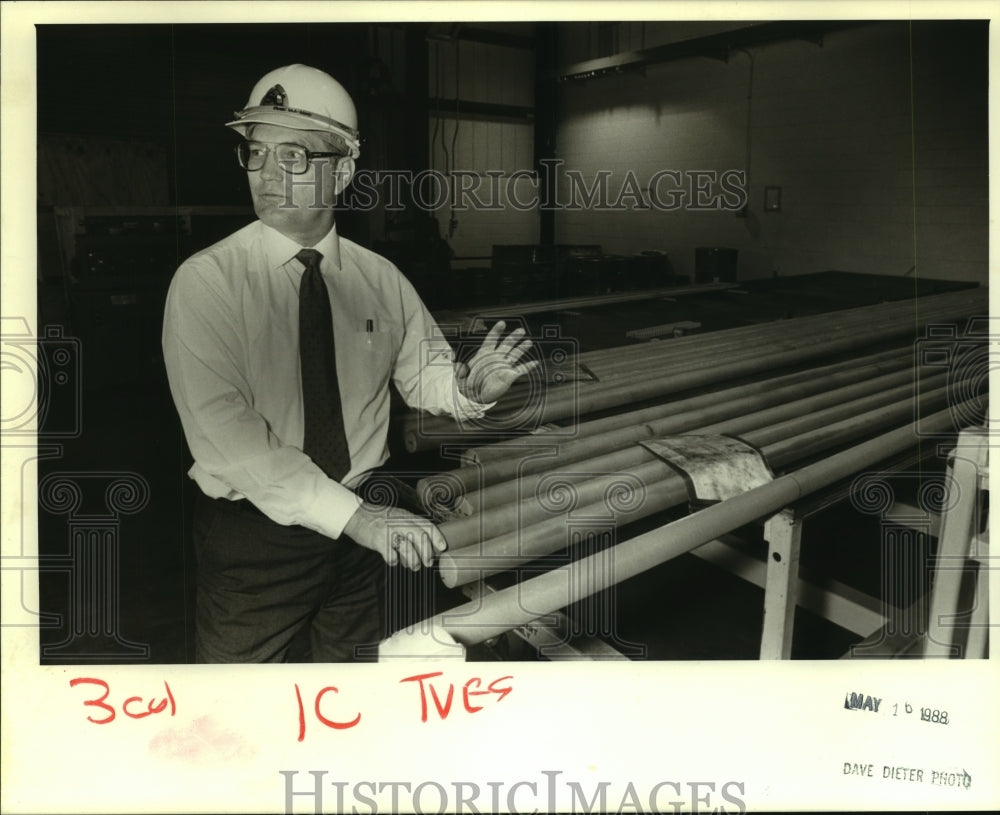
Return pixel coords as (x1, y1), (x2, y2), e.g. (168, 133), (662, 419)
(297, 248), (351, 481)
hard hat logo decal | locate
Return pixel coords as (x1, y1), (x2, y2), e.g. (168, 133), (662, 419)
(261, 84), (287, 107)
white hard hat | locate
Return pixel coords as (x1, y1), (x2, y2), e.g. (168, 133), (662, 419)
(227, 64), (361, 159)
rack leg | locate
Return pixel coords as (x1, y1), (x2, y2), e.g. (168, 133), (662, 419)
(761, 509), (803, 660)
(921, 428), (988, 658)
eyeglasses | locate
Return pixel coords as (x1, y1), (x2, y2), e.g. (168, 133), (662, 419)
(235, 140), (345, 175)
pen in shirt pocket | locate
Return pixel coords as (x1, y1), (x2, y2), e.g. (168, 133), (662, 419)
(366, 318), (373, 344)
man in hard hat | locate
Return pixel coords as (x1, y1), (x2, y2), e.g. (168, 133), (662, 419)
(163, 64), (535, 663)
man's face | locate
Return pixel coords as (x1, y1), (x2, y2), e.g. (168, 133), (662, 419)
(245, 123), (349, 245)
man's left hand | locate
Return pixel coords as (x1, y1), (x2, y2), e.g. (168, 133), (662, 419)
(456, 320), (540, 404)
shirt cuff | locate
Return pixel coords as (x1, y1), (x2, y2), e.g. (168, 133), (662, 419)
(451, 387), (496, 421)
(306, 479), (364, 540)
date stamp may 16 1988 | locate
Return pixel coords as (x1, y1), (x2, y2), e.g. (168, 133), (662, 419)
(839, 688), (972, 792)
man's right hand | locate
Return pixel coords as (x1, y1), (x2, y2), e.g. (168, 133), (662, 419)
(343, 504), (448, 570)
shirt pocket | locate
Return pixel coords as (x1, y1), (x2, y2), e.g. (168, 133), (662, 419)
(344, 319), (399, 393)
(353, 317), (398, 349)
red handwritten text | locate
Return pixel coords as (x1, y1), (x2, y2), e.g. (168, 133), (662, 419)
(400, 672), (513, 722)
(294, 683), (362, 741)
(69, 677), (176, 725)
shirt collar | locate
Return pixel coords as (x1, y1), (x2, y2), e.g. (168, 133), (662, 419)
(260, 221), (342, 272)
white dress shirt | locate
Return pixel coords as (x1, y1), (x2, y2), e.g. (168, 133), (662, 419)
(162, 220), (489, 539)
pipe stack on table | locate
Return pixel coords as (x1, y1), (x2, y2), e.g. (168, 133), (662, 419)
(434, 370), (973, 587)
(403, 287), (986, 635)
(400, 287), (985, 452)
(431, 406), (981, 647)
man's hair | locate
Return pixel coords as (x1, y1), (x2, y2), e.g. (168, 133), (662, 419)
(317, 132), (350, 156)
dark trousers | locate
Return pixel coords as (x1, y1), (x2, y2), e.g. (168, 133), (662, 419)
(193, 492), (386, 663)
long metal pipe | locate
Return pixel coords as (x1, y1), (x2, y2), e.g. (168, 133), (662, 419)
(570, 304), (921, 380)
(468, 331), (902, 442)
(570, 287), (982, 367)
(437, 379), (957, 553)
(437, 393), (948, 587)
(403, 297), (983, 451)
(499, 295), (977, 404)
(431, 287), (982, 403)
(434, 405), (970, 643)
(459, 367), (942, 515)
(476, 303), (918, 413)
(415, 348), (915, 508)
(437, 383), (971, 586)
(462, 346), (911, 465)
(458, 369), (950, 527)
(449, 281), (736, 321)
(402, 289), (983, 444)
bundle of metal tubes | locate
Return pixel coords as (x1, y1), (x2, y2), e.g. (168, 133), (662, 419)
(401, 287), (985, 453)
(406, 287), (987, 605)
(432, 405), (981, 647)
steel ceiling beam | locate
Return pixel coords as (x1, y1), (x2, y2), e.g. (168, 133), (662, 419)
(556, 21), (867, 82)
